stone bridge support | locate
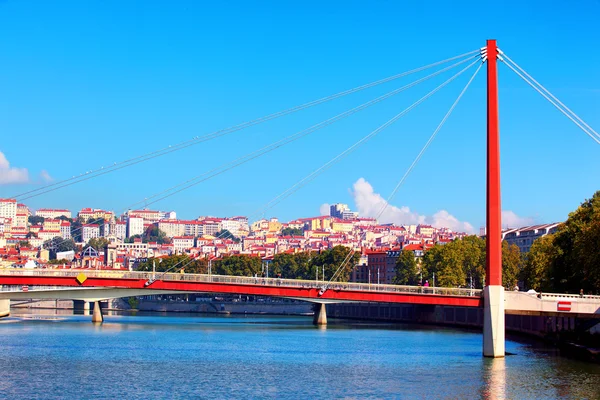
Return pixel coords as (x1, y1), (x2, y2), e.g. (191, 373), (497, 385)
(0, 299), (9, 318)
(313, 303), (327, 326)
(92, 301), (104, 323)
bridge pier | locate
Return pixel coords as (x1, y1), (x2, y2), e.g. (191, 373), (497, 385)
(483, 39), (505, 358)
(313, 303), (327, 326)
(0, 299), (9, 318)
(92, 301), (104, 323)
(483, 286), (505, 357)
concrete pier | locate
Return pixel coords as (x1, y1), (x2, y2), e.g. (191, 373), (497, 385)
(483, 286), (505, 358)
(92, 301), (104, 323)
(313, 303), (327, 326)
(0, 299), (10, 318)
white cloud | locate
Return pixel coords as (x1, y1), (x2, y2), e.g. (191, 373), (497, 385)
(39, 170), (53, 183)
(319, 203), (330, 216)
(351, 178), (475, 233)
(0, 151), (29, 185)
(502, 210), (535, 229)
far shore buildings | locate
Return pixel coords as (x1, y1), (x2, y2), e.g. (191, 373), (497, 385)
(502, 223), (560, 253)
(0, 197), (565, 277)
(35, 208), (72, 219)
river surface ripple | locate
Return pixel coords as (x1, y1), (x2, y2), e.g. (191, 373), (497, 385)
(0, 312), (599, 399)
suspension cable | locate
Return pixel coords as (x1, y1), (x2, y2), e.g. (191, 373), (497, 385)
(123, 55), (478, 211)
(36, 55), (478, 262)
(499, 49), (600, 141)
(142, 57), (481, 282)
(9, 49), (481, 201)
(253, 59), (481, 219)
(326, 61), (484, 289)
(499, 52), (600, 145)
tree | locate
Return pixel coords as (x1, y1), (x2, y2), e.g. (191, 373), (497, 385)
(136, 255), (208, 274)
(547, 191), (600, 294)
(86, 237), (110, 251)
(18, 240), (30, 248)
(71, 219), (83, 242)
(393, 250), (419, 285)
(214, 229), (240, 243)
(502, 241), (522, 288)
(125, 234), (142, 243)
(48, 258), (70, 265)
(142, 225), (171, 244)
(28, 215), (44, 225)
(521, 234), (556, 291)
(281, 227), (303, 237)
(420, 236), (485, 288)
(43, 238), (76, 259)
(310, 246), (359, 282)
(214, 255), (262, 276)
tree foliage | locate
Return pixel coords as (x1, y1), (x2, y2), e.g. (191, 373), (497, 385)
(135, 246), (359, 281)
(281, 227), (303, 237)
(393, 250), (419, 285)
(214, 229), (240, 243)
(125, 226), (171, 244)
(420, 235), (520, 289)
(137, 255), (208, 274)
(28, 215), (44, 225)
(43, 238), (77, 259)
(86, 237), (110, 252)
(520, 191), (600, 294)
(502, 241), (522, 288)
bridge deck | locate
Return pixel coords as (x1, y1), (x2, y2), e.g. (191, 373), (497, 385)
(0, 269), (482, 307)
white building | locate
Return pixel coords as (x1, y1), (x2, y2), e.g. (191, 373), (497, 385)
(173, 236), (195, 253)
(82, 224), (101, 243)
(220, 219), (242, 237)
(127, 216), (144, 238)
(114, 222), (127, 241)
(35, 208), (72, 219)
(0, 199), (17, 222)
(330, 203), (358, 220)
(502, 223), (560, 253)
(60, 221), (71, 239)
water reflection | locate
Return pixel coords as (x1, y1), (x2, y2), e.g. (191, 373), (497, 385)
(480, 358), (506, 399)
(1, 311), (598, 399)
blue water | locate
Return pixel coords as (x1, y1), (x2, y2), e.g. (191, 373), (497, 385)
(0, 313), (599, 399)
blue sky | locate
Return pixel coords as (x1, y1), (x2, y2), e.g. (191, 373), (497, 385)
(1, 1), (599, 231)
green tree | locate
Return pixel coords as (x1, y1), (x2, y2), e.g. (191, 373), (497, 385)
(521, 234), (556, 291)
(43, 238), (77, 259)
(214, 254), (262, 276)
(143, 225), (171, 244)
(502, 241), (522, 288)
(393, 250), (419, 285)
(281, 227), (303, 236)
(548, 191), (600, 293)
(136, 255), (207, 274)
(18, 240), (30, 248)
(214, 229), (240, 243)
(310, 246), (359, 282)
(48, 258), (70, 265)
(28, 215), (44, 225)
(86, 237), (110, 251)
(71, 219), (83, 242)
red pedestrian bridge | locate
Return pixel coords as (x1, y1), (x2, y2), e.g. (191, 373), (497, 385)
(2, 269), (599, 326)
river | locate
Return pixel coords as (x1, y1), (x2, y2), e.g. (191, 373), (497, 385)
(1, 312), (599, 399)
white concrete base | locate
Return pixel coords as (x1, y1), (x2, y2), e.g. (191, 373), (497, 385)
(92, 301), (103, 323)
(483, 285), (505, 358)
(313, 303), (327, 326)
(0, 299), (9, 318)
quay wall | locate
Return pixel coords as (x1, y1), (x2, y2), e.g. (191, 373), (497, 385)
(327, 302), (587, 338)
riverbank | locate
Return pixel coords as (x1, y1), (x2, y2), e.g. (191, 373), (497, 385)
(9, 297), (314, 316)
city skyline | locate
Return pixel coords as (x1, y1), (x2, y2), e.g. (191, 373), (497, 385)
(1, 1), (599, 235)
